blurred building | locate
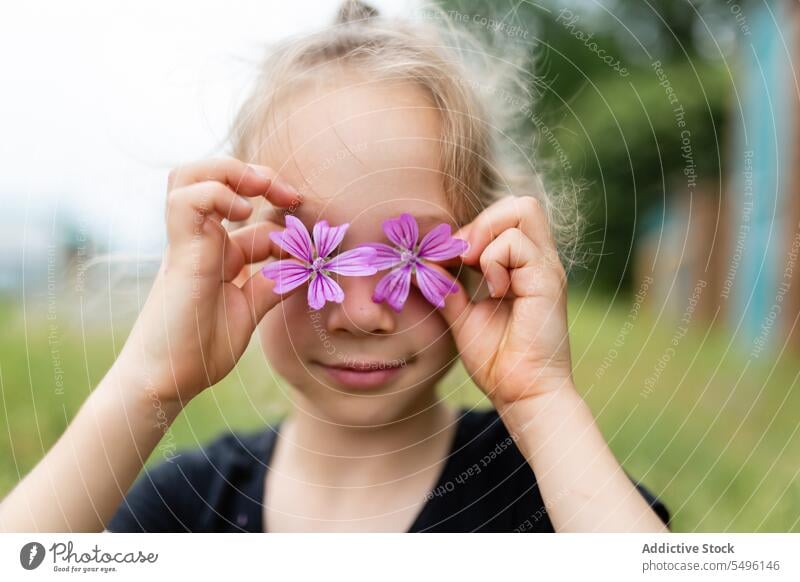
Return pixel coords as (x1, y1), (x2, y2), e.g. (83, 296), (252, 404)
(0, 207), (96, 303)
(636, 0), (800, 354)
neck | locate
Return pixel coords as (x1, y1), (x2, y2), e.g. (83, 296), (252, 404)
(277, 395), (458, 487)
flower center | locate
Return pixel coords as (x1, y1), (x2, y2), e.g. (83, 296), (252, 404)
(399, 249), (417, 265)
(311, 257), (327, 272)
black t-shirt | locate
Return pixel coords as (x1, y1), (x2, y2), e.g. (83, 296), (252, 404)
(107, 407), (670, 532)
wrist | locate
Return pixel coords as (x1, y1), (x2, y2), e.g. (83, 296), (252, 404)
(490, 374), (578, 413)
(100, 357), (185, 425)
(493, 380), (588, 435)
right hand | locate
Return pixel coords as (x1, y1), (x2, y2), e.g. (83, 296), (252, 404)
(116, 157), (302, 406)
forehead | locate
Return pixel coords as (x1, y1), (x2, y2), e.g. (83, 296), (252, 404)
(261, 75), (454, 232)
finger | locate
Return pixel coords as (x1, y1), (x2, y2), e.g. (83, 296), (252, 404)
(166, 181), (254, 246)
(227, 220), (301, 285)
(228, 220), (292, 265)
(239, 267), (296, 326)
(421, 261), (472, 336)
(460, 196), (557, 265)
(479, 229), (533, 297)
(167, 156), (302, 208)
(480, 228), (566, 299)
(452, 221), (473, 244)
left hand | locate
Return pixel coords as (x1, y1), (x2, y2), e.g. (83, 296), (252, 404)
(438, 195), (573, 407)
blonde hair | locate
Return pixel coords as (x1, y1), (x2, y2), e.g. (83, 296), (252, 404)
(226, 0), (580, 264)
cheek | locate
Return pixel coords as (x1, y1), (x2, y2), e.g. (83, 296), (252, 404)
(258, 295), (316, 370)
(398, 292), (457, 360)
(395, 300), (458, 391)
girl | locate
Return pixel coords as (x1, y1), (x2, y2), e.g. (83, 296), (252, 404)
(0, 0), (670, 533)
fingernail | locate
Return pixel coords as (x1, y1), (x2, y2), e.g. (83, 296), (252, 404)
(247, 164), (271, 180)
(236, 196), (253, 211)
(275, 176), (301, 199)
(487, 281), (495, 297)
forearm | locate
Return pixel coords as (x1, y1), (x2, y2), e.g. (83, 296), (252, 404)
(0, 361), (182, 532)
(496, 383), (668, 532)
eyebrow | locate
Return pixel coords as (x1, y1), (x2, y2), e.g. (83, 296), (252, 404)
(263, 208), (453, 230)
(264, 205), (316, 224)
(415, 213), (455, 229)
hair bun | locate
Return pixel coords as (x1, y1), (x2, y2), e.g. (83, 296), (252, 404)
(335, 0), (379, 25)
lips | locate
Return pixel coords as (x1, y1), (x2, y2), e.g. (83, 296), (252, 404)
(328, 360), (405, 372)
(314, 357), (411, 390)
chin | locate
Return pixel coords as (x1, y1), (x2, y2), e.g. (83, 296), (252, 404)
(323, 399), (409, 429)
(295, 376), (440, 430)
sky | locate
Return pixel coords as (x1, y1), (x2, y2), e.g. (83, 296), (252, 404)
(1, 0), (598, 256)
(0, 0), (403, 253)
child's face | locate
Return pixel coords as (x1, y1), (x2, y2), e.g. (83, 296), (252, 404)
(256, 76), (461, 427)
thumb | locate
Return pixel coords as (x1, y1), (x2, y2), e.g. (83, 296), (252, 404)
(240, 267), (296, 326)
(424, 262), (471, 337)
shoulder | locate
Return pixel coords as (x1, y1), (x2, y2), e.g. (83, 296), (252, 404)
(416, 406), (543, 532)
(167, 429), (271, 475)
(629, 477), (672, 529)
(106, 427), (275, 532)
(454, 406), (525, 467)
(420, 406), (670, 532)
(462, 406), (672, 529)
(147, 428), (271, 490)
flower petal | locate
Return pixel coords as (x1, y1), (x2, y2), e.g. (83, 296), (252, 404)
(307, 273), (344, 310)
(417, 223), (470, 262)
(269, 215), (314, 262)
(261, 259), (311, 293)
(324, 247), (379, 276)
(382, 213), (419, 250)
(372, 264), (412, 312)
(313, 220), (349, 259)
(360, 243), (402, 270)
(414, 261), (459, 309)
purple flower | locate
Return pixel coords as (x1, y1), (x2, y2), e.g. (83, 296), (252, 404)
(367, 213), (469, 311)
(261, 215), (378, 310)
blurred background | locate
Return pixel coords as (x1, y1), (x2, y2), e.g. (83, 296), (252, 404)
(1, 0), (799, 532)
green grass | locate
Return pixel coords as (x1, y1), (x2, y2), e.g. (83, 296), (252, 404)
(1, 294), (798, 532)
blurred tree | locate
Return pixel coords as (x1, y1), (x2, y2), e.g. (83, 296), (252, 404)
(438, 0), (746, 291)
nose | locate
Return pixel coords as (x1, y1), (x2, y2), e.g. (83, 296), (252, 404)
(324, 272), (397, 336)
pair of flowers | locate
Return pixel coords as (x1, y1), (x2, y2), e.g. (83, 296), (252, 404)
(261, 213), (469, 311)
